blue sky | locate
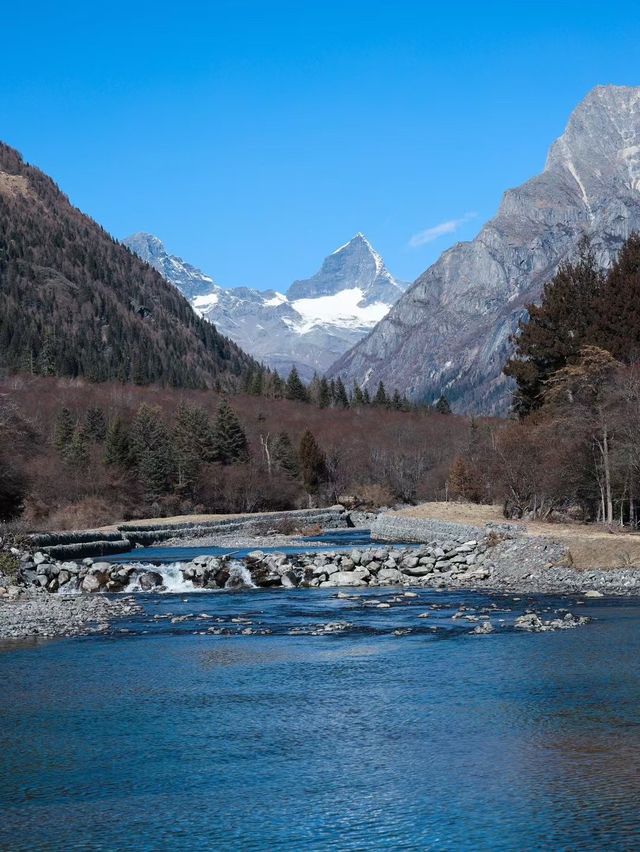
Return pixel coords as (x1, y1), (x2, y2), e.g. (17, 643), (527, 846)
(2, 1), (639, 289)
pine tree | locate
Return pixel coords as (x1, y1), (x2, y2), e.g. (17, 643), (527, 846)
(271, 371), (284, 398)
(352, 382), (365, 406)
(248, 369), (265, 396)
(0, 453), (26, 521)
(317, 376), (331, 409)
(334, 376), (349, 408)
(504, 238), (603, 416)
(285, 366), (309, 402)
(130, 404), (175, 498)
(299, 429), (327, 494)
(373, 381), (388, 406)
(212, 400), (250, 464)
(435, 395), (451, 415)
(83, 407), (107, 441)
(362, 388), (371, 405)
(53, 407), (75, 453)
(593, 233), (640, 363)
(391, 389), (402, 410)
(272, 431), (300, 478)
(174, 404), (215, 491)
(104, 417), (131, 467)
(36, 329), (56, 376)
(63, 430), (89, 471)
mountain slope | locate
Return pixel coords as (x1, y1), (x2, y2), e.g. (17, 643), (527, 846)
(124, 232), (407, 380)
(329, 85), (640, 412)
(0, 143), (256, 389)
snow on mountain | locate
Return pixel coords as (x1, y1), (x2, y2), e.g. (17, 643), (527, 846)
(124, 232), (407, 380)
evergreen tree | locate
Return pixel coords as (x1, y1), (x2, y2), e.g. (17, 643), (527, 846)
(285, 366), (309, 402)
(271, 371), (284, 399)
(317, 376), (331, 409)
(334, 376), (349, 408)
(0, 453), (26, 521)
(594, 233), (640, 363)
(299, 429), (327, 494)
(174, 404), (215, 491)
(248, 369), (265, 396)
(36, 329), (56, 376)
(352, 382), (365, 406)
(104, 417), (131, 467)
(83, 407), (107, 441)
(373, 381), (388, 406)
(53, 407), (75, 453)
(272, 431), (300, 478)
(63, 430), (89, 471)
(212, 400), (250, 464)
(504, 238), (603, 416)
(130, 404), (175, 498)
(329, 378), (336, 404)
(362, 388), (371, 405)
(435, 395), (451, 415)
(391, 389), (402, 410)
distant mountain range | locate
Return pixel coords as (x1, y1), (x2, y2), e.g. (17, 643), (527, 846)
(330, 85), (640, 412)
(124, 232), (407, 380)
(0, 143), (256, 388)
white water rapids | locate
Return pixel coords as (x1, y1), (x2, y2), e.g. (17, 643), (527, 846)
(122, 560), (256, 594)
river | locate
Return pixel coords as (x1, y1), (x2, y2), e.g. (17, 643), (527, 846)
(1, 586), (639, 850)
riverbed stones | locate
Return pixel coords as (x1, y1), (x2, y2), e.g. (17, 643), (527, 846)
(139, 571), (163, 591)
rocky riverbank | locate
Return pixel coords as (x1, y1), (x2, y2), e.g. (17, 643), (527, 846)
(11, 529), (640, 598)
(0, 591), (141, 641)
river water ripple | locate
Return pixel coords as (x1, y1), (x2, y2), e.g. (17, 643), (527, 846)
(1, 587), (639, 850)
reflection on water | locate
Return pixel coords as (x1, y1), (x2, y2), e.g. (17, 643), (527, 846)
(0, 587), (639, 851)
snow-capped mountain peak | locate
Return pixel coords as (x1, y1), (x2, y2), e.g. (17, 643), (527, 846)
(124, 231), (406, 380)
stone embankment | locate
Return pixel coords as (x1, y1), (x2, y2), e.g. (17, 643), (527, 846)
(25, 506), (349, 559)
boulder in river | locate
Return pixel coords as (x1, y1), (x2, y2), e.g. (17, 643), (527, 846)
(139, 571), (163, 591)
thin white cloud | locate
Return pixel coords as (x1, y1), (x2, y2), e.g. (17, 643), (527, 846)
(409, 211), (477, 248)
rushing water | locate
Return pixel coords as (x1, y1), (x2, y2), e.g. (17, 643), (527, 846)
(1, 587), (639, 850)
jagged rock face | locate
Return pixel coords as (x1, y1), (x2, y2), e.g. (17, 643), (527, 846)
(123, 232), (216, 300)
(125, 232), (407, 381)
(329, 85), (640, 413)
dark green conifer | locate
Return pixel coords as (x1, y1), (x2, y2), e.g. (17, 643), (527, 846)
(334, 376), (349, 408)
(285, 366), (309, 402)
(130, 404), (175, 497)
(53, 407), (75, 453)
(104, 417), (131, 467)
(435, 395), (451, 415)
(299, 429), (327, 494)
(83, 407), (107, 441)
(272, 431), (300, 478)
(317, 376), (331, 408)
(174, 404), (215, 491)
(212, 400), (250, 464)
(373, 381), (388, 406)
(352, 382), (365, 406)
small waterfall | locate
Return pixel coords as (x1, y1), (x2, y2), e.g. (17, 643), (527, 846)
(123, 563), (199, 594)
(225, 560), (256, 589)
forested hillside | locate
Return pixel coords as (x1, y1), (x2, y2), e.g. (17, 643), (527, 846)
(0, 143), (255, 388)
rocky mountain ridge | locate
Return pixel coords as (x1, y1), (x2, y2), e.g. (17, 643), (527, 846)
(124, 232), (407, 380)
(329, 85), (640, 412)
